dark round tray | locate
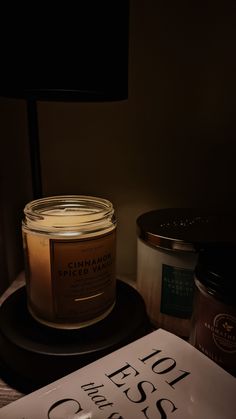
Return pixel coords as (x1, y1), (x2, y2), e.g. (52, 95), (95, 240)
(0, 279), (151, 392)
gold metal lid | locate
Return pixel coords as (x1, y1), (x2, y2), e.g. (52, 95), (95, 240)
(137, 208), (236, 252)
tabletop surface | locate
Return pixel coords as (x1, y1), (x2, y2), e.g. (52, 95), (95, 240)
(0, 273), (25, 408)
(0, 273), (140, 410)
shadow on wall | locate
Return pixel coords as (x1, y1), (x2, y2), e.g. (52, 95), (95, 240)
(1, 1), (236, 286)
(0, 99), (32, 292)
(38, 1), (236, 279)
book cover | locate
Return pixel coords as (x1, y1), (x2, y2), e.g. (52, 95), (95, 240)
(0, 329), (235, 418)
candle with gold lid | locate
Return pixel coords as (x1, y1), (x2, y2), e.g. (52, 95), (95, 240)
(22, 195), (117, 329)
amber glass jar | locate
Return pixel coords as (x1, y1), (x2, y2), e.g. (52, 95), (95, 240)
(190, 246), (236, 376)
(22, 195), (117, 329)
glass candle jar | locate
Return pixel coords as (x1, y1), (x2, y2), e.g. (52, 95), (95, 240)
(136, 209), (198, 338)
(190, 246), (236, 376)
(22, 195), (117, 329)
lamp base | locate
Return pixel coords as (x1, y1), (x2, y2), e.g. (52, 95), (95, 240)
(0, 280), (151, 393)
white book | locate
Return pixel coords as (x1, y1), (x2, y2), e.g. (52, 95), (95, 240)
(0, 329), (235, 419)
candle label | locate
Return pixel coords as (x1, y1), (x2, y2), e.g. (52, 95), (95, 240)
(192, 286), (236, 374)
(160, 264), (194, 318)
(50, 231), (116, 322)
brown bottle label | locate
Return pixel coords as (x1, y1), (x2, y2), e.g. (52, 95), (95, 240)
(193, 287), (236, 374)
(50, 231), (116, 322)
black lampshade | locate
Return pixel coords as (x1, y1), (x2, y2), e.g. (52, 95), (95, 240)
(0, 2), (129, 101)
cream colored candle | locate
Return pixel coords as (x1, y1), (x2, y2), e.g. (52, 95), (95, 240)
(22, 196), (117, 329)
(136, 209), (199, 339)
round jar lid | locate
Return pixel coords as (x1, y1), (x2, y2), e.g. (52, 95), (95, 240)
(136, 208), (236, 252)
(195, 246), (236, 305)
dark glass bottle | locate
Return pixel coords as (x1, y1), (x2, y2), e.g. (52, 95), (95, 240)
(190, 246), (236, 376)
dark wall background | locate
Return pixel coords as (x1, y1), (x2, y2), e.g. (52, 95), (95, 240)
(1, 1), (236, 288)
